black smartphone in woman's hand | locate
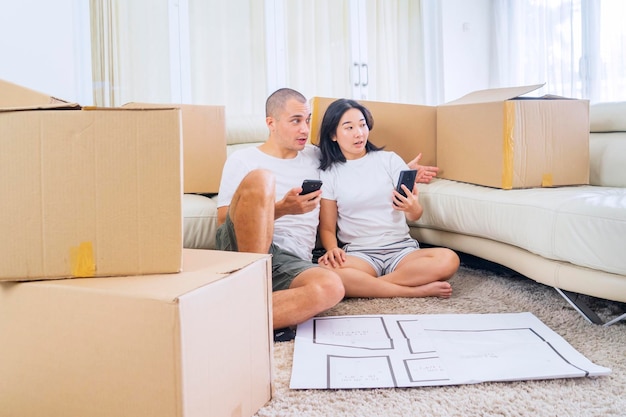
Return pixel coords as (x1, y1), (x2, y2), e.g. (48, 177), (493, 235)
(395, 170), (417, 197)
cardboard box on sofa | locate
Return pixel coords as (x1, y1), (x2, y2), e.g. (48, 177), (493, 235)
(123, 102), (226, 194)
(310, 97), (437, 167)
(0, 249), (273, 417)
(0, 105), (183, 281)
(437, 84), (590, 189)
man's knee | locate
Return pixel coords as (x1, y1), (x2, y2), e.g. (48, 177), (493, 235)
(324, 272), (346, 303)
(230, 169), (276, 224)
(302, 268), (345, 306)
(239, 169), (275, 202)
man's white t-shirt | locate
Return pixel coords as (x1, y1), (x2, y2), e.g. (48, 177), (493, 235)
(217, 145), (321, 261)
(320, 150), (411, 247)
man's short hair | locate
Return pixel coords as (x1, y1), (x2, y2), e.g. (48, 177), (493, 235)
(266, 88), (306, 118)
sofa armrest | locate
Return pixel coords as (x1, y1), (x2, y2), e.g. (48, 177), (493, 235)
(589, 102), (626, 187)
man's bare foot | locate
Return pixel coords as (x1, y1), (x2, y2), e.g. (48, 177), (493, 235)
(412, 281), (452, 298)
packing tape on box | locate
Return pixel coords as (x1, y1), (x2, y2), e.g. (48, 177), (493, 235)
(70, 241), (96, 277)
(502, 101), (515, 190)
(542, 173), (553, 187)
(310, 98), (321, 145)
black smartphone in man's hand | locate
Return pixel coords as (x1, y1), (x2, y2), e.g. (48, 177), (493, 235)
(395, 170), (417, 198)
(301, 179), (323, 195)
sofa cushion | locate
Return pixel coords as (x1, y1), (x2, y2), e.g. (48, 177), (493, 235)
(413, 179), (626, 276)
(182, 194), (218, 249)
(590, 101), (626, 132)
(589, 132), (626, 187)
(226, 115), (267, 145)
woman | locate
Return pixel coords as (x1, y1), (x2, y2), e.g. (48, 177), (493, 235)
(317, 98), (459, 298)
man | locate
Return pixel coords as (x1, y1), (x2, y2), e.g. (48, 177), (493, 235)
(216, 88), (345, 342)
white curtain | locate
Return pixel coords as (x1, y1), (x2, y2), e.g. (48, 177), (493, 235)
(491, 0), (626, 103)
(89, 0), (266, 114)
(188, 0), (267, 116)
(277, 0), (352, 101)
(365, 0), (426, 104)
(89, 0), (427, 109)
(90, 0), (174, 106)
(588, 0), (626, 102)
(90, 0), (120, 106)
(280, 0), (426, 104)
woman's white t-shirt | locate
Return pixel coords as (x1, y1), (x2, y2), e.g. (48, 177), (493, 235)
(320, 150), (411, 247)
(217, 145), (321, 261)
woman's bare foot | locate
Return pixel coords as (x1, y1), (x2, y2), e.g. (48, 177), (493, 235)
(412, 281), (452, 298)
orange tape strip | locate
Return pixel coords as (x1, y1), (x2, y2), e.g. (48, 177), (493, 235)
(502, 102), (515, 189)
(70, 242), (96, 278)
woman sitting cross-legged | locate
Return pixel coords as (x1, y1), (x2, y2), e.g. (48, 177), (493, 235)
(316, 98), (460, 299)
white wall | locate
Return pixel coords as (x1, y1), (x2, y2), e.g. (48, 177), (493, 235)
(440, 0), (491, 102)
(0, 0), (92, 104)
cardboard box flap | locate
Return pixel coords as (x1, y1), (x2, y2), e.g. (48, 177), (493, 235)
(0, 102), (81, 112)
(443, 83), (545, 106)
(535, 94), (576, 100)
(82, 105), (180, 112)
(21, 250), (269, 302)
(119, 103), (180, 111)
(0, 78), (70, 107)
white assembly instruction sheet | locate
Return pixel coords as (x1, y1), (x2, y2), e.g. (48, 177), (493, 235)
(289, 312), (611, 389)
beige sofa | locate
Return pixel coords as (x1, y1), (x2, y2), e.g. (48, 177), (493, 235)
(182, 103), (626, 325)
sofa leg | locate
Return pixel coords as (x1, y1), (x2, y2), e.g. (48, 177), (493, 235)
(554, 288), (604, 325)
(603, 313), (626, 326)
(554, 288), (626, 326)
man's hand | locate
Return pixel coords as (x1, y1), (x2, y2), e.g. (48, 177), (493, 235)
(274, 187), (322, 219)
(407, 153), (439, 184)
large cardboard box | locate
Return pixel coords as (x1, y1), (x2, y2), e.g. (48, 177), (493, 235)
(310, 97), (437, 167)
(0, 249), (273, 417)
(124, 102), (227, 194)
(437, 84), (590, 189)
(0, 104), (183, 281)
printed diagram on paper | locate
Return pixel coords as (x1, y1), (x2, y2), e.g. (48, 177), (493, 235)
(289, 312), (610, 389)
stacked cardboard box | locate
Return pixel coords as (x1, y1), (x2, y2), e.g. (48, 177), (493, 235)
(310, 84), (589, 189)
(0, 81), (183, 281)
(0, 80), (272, 416)
(0, 249), (273, 417)
(123, 102), (227, 194)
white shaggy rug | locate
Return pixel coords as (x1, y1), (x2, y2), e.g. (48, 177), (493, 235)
(255, 258), (626, 417)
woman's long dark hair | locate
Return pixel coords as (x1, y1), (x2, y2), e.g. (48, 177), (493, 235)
(318, 98), (383, 171)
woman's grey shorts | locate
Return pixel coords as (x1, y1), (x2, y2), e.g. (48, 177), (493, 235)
(343, 238), (420, 276)
(215, 213), (316, 291)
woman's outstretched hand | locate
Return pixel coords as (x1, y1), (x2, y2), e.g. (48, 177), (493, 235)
(318, 247), (346, 269)
(407, 153), (439, 184)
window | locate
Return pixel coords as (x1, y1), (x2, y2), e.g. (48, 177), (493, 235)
(271, 0), (427, 104)
(491, 0), (626, 102)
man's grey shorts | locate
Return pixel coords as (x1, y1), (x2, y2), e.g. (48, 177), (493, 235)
(215, 213), (316, 291)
